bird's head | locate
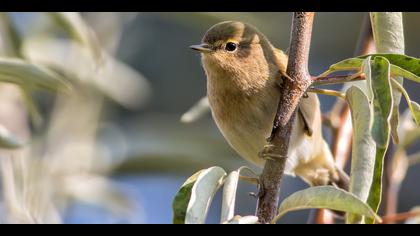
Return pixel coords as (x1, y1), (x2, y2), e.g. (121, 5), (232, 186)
(190, 21), (278, 79)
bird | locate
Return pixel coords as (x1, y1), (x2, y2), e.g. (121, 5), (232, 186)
(190, 21), (348, 188)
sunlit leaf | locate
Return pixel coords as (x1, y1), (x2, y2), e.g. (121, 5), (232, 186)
(318, 58), (364, 77)
(346, 86), (376, 223)
(172, 167), (227, 224)
(366, 57), (393, 223)
(360, 54), (420, 79)
(185, 166), (226, 224)
(220, 166), (253, 223)
(272, 186), (381, 224)
(0, 58), (70, 93)
(409, 101), (420, 125)
(172, 170), (204, 224)
(220, 170), (239, 223)
(223, 215), (259, 224)
(322, 54), (420, 82)
(391, 79), (420, 126)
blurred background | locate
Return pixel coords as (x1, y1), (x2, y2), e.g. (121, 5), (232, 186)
(0, 12), (419, 224)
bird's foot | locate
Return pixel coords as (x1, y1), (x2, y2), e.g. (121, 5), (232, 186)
(258, 144), (287, 162)
(249, 179), (265, 199)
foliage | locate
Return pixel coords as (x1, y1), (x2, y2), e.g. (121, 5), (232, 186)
(0, 12), (150, 223)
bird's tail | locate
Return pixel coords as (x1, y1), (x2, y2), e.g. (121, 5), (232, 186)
(332, 164), (350, 191)
(293, 139), (349, 190)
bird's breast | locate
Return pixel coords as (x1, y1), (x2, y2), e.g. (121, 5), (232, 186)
(207, 81), (279, 166)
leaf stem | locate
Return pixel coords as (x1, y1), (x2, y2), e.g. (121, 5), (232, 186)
(308, 87), (346, 99)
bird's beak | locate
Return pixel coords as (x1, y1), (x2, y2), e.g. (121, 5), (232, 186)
(190, 44), (213, 53)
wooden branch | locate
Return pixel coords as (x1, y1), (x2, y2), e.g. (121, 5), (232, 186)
(256, 12), (315, 224)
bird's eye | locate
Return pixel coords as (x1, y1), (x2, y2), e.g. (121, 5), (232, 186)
(225, 42), (237, 52)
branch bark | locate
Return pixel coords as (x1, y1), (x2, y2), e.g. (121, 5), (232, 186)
(256, 12), (315, 224)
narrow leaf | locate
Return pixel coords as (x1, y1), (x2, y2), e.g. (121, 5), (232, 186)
(346, 86), (376, 223)
(185, 166), (226, 224)
(368, 57), (393, 148)
(220, 170), (239, 223)
(273, 186), (381, 223)
(409, 101), (420, 126)
(219, 166), (255, 223)
(172, 170), (204, 224)
(391, 79), (420, 126)
(366, 57), (393, 223)
(0, 58), (71, 93)
(318, 58), (363, 77)
(360, 54), (420, 78)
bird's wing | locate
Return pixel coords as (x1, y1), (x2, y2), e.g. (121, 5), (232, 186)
(273, 47), (318, 136)
(298, 93), (320, 136)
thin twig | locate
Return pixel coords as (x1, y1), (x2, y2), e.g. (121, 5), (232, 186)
(308, 87), (346, 99)
(379, 210), (420, 224)
(312, 72), (365, 86)
(408, 152), (420, 166)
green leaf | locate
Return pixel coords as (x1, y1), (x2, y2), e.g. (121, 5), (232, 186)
(0, 124), (24, 149)
(272, 186), (381, 224)
(172, 170), (204, 224)
(360, 54), (420, 79)
(319, 54), (420, 144)
(320, 54), (420, 84)
(409, 101), (420, 125)
(185, 166), (226, 224)
(391, 79), (420, 126)
(366, 57), (393, 223)
(390, 64), (420, 84)
(172, 167), (227, 224)
(346, 86), (376, 223)
(0, 58), (71, 93)
(318, 58), (364, 77)
(368, 57), (393, 147)
(359, 54), (420, 143)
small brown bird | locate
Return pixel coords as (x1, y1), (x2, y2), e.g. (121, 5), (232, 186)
(191, 21), (347, 187)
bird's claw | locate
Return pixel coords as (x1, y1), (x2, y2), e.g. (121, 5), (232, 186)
(249, 179), (265, 199)
(258, 144), (287, 162)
